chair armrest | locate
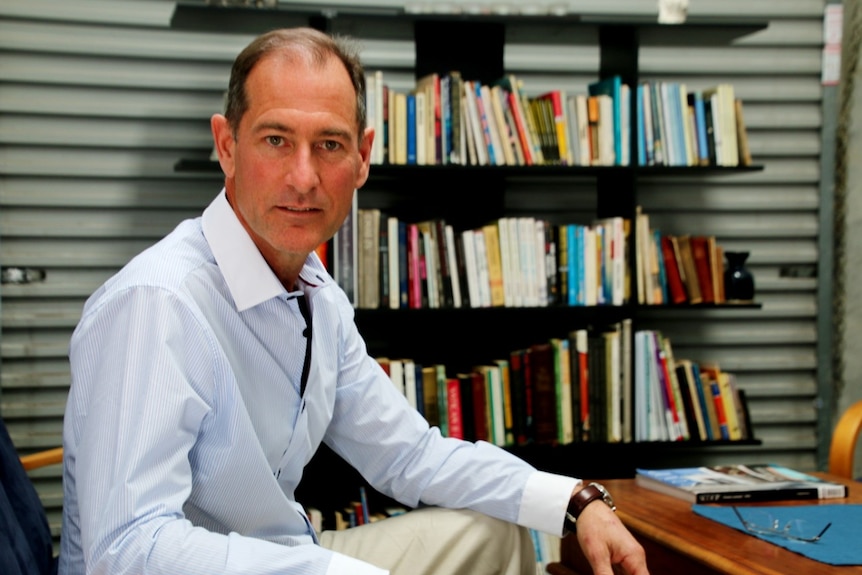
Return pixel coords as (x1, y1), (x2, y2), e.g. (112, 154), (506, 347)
(829, 400), (862, 479)
(20, 447), (64, 471)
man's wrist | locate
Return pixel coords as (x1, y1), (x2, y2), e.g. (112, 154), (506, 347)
(563, 482), (616, 533)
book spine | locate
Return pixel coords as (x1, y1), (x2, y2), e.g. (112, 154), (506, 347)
(695, 485), (848, 504)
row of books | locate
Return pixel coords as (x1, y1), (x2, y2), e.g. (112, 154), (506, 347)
(338, 205), (630, 310)
(634, 330), (753, 443)
(376, 322), (751, 448)
(305, 486), (408, 532)
(365, 69), (751, 168)
(636, 81), (752, 168)
(635, 207), (731, 306)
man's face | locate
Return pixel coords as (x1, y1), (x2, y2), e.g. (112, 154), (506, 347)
(213, 51), (372, 275)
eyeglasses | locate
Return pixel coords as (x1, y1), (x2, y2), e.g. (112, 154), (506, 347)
(732, 507), (832, 543)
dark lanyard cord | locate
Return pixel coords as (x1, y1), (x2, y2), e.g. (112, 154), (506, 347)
(296, 294), (313, 397)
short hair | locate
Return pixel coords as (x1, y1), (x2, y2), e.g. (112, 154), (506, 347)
(224, 27), (367, 138)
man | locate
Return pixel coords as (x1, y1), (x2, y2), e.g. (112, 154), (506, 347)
(60, 27), (649, 575)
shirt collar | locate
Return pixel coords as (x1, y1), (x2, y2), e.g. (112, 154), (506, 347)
(201, 189), (329, 312)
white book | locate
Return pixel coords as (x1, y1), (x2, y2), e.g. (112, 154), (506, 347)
(479, 84), (507, 166)
(415, 90), (427, 166)
(507, 217), (523, 307)
(472, 228), (492, 307)
(403, 358), (417, 410)
(497, 217), (515, 307)
(444, 224), (462, 308)
(518, 217), (538, 307)
(462, 80), (489, 166)
(575, 94), (591, 167)
(387, 216), (400, 309)
(534, 219), (548, 307)
(460, 229), (481, 308)
(389, 358), (405, 396)
(597, 94), (616, 166)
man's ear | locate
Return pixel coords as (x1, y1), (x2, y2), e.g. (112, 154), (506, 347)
(211, 114), (236, 178)
(355, 126), (375, 189)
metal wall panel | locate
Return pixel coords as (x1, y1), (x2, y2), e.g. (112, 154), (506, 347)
(0, 0), (831, 541)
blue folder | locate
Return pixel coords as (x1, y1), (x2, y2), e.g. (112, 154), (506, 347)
(693, 504), (862, 566)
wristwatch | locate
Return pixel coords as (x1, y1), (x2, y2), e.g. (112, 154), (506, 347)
(564, 482), (616, 533)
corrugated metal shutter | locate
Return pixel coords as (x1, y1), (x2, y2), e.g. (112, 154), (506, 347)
(0, 0), (831, 543)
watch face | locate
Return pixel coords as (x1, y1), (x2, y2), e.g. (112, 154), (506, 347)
(590, 482), (616, 511)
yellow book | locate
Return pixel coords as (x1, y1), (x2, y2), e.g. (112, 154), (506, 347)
(481, 223), (505, 307)
(717, 371), (742, 440)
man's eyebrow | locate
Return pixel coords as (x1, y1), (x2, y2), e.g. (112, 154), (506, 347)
(252, 122), (352, 140)
(254, 121), (292, 134)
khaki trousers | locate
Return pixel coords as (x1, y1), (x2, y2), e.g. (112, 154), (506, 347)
(319, 507), (536, 575)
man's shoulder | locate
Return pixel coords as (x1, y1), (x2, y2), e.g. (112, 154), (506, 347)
(87, 217), (213, 308)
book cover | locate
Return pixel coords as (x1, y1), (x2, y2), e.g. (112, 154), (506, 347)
(536, 89), (572, 165)
(660, 235), (687, 304)
(635, 464), (849, 504)
(529, 341), (559, 445)
(690, 235), (716, 303)
(588, 75), (622, 165)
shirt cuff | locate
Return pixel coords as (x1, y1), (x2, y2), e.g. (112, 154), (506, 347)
(326, 551), (389, 575)
(517, 471), (581, 536)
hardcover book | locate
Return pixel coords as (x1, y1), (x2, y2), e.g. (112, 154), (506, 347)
(635, 464), (849, 504)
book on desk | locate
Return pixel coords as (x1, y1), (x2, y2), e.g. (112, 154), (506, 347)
(635, 463), (849, 503)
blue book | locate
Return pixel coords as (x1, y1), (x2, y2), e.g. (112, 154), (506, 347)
(636, 84), (647, 166)
(690, 91), (709, 166)
(567, 224), (577, 306)
(406, 93), (417, 164)
(689, 363), (714, 440)
(588, 75), (622, 165)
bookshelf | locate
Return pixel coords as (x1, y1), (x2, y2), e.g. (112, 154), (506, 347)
(171, 2), (765, 521)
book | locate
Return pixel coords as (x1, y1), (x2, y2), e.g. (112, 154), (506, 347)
(588, 75), (622, 165)
(635, 464), (849, 504)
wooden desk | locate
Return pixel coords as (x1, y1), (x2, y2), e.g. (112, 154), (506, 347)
(548, 474), (860, 575)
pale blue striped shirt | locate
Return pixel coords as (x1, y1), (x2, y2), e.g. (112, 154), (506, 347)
(59, 189), (578, 575)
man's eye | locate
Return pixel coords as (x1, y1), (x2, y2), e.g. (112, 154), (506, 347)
(266, 136), (284, 146)
(321, 140), (342, 152)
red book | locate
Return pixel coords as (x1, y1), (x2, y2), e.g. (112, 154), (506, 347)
(528, 342), (559, 445)
(653, 333), (683, 441)
(690, 236), (716, 303)
(446, 378), (463, 439)
(661, 235), (687, 304)
(470, 370), (489, 442)
(407, 223), (422, 309)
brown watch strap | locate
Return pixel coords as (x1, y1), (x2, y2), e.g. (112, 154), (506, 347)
(568, 484), (605, 519)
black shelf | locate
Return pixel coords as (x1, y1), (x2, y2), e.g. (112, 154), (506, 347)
(171, 3), (767, 47)
(175, 158), (765, 177)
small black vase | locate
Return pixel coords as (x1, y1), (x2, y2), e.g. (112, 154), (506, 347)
(724, 251), (755, 302)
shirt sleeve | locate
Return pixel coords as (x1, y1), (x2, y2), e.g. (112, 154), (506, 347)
(321, 301), (580, 534)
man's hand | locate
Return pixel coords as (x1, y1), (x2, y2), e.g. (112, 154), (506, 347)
(575, 500), (650, 575)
